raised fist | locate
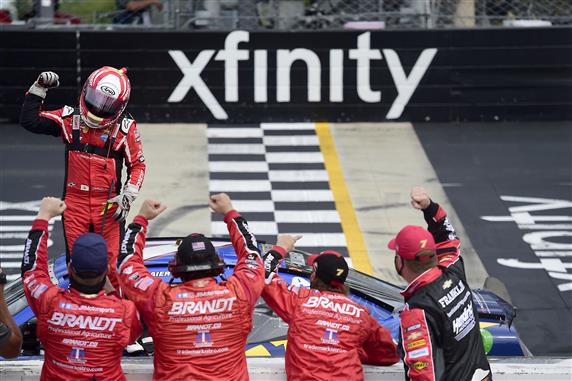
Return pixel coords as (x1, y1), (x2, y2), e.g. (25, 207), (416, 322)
(29, 71), (60, 99)
(137, 199), (167, 221)
(410, 186), (431, 210)
(209, 193), (234, 215)
(37, 197), (66, 220)
(36, 72), (60, 89)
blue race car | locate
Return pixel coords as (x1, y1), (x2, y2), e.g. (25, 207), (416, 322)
(8, 237), (527, 358)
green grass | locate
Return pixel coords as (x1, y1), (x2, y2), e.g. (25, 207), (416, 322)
(59, 0), (117, 24)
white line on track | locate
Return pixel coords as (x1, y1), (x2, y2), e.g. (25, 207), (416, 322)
(288, 233), (347, 247)
(211, 221), (278, 236)
(268, 170), (329, 182)
(210, 180), (271, 192)
(1, 232), (40, 239)
(209, 162), (269, 172)
(0, 225), (53, 232)
(272, 190), (334, 202)
(263, 136), (319, 146)
(0, 216), (61, 222)
(207, 128), (263, 138)
(266, 152), (324, 163)
(274, 210), (341, 223)
(230, 201), (275, 212)
(0, 253), (23, 259)
(208, 144), (266, 154)
(2, 262), (23, 268)
(261, 123), (315, 130)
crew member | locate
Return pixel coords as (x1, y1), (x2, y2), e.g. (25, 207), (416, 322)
(262, 237), (399, 381)
(21, 197), (142, 380)
(118, 193), (279, 380)
(20, 69), (146, 288)
(388, 187), (492, 381)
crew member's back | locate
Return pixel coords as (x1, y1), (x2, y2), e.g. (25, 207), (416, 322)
(22, 197), (141, 381)
(262, 249), (398, 381)
(118, 195), (265, 380)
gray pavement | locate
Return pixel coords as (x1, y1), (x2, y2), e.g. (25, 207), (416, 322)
(330, 122), (488, 287)
(129, 124), (211, 238)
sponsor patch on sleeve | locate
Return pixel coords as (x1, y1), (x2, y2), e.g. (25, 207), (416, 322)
(408, 347), (429, 359)
(31, 284), (48, 299)
(62, 105), (75, 118)
(412, 361), (429, 370)
(121, 118), (134, 134)
(122, 265), (134, 275)
(406, 323), (421, 332)
(407, 339), (427, 350)
(134, 277), (154, 291)
(407, 331), (423, 340)
(400, 308), (435, 379)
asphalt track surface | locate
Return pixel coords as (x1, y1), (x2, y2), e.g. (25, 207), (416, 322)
(415, 122), (572, 356)
(1, 121), (571, 356)
(0, 125), (66, 280)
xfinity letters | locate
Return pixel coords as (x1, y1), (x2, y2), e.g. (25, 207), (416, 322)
(168, 31), (437, 120)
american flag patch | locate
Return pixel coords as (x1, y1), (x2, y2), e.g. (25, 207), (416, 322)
(192, 241), (206, 251)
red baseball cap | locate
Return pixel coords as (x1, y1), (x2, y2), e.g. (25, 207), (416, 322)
(387, 225), (436, 261)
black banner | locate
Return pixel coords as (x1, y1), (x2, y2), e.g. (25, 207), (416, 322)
(1, 27), (571, 123)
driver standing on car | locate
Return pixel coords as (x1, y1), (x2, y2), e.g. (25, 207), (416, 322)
(117, 193), (291, 381)
(21, 197), (142, 381)
(388, 187), (492, 381)
(261, 238), (399, 381)
(20, 69), (146, 290)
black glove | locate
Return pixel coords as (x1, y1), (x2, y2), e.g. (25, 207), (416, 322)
(0, 268), (6, 285)
(263, 250), (283, 284)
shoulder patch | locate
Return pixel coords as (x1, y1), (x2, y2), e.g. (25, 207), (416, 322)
(61, 106), (75, 118)
(120, 118), (135, 134)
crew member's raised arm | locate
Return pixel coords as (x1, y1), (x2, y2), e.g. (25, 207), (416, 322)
(261, 235), (303, 323)
(21, 198), (65, 316)
(411, 187), (460, 267)
(118, 200), (167, 316)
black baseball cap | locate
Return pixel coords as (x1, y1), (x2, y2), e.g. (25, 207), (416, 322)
(173, 234), (224, 273)
(307, 250), (349, 286)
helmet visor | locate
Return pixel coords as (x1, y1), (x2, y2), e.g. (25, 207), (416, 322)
(84, 84), (125, 118)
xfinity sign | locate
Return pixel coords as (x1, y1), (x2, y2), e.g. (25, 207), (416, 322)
(168, 31), (437, 120)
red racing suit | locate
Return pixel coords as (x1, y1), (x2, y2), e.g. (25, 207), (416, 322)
(117, 210), (265, 381)
(21, 219), (142, 381)
(20, 93), (146, 289)
(262, 264), (399, 381)
(398, 202), (492, 381)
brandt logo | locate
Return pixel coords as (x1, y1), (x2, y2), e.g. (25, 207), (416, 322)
(168, 30), (437, 120)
